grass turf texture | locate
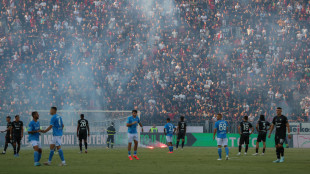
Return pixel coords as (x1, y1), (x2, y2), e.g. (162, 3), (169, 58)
(0, 147), (309, 174)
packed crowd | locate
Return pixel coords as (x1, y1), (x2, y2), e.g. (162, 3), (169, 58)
(0, 0), (310, 126)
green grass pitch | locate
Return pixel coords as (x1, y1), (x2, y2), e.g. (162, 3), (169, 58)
(0, 147), (309, 174)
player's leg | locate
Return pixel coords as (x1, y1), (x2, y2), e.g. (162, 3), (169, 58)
(262, 141), (266, 154)
(273, 137), (281, 163)
(84, 138), (88, 153)
(181, 134), (185, 149)
(13, 140), (17, 156)
(238, 136), (243, 155)
(217, 145), (222, 160)
(128, 133), (133, 160)
(79, 139), (83, 153)
(17, 139), (21, 156)
(2, 136), (9, 154)
(133, 138), (140, 159)
(44, 143), (55, 165)
(176, 138), (180, 149)
(55, 137), (66, 165)
(278, 137), (285, 162)
(244, 136), (249, 155)
(223, 138), (229, 160)
(33, 145), (41, 166)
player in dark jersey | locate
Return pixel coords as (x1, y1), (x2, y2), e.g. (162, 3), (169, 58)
(12, 115), (23, 157)
(268, 107), (291, 163)
(1, 116), (13, 154)
(176, 116), (186, 150)
(77, 114), (90, 153)
(237, 116), (253, 155)
(106, 122), (116, 149)
(253, 115), (270, 156)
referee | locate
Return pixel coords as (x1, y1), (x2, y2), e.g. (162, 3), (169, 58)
(268, 107), (291, 163)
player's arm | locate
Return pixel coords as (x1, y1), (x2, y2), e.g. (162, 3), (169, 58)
(173, 127), (176, 134)
(213, 128), (217, 140)
(77, 123), (80, 137)
(238, 125), (241, 135)
(87, 121), (90, 136)
(9, 126), (13, 138)
(250, 126), (254, 135)
(256, 123), (259, 132)
(126, 121), (137, 127)
(268, 124), (274, 138)
(21, 123), (24, 138)
(184, 125), (187, 134)
(28, 124), (41, 134)
(164, 128), (166, 136)
(42, 125), (53, 133)
(139, 122), (144, 132)
(286, 122), (291, 139)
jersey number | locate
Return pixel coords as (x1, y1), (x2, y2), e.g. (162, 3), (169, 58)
(81, 121), (86, 127)
(169, 126), (173, 132)
(243, 124), (249, 131)
(219, 123), (226, 131)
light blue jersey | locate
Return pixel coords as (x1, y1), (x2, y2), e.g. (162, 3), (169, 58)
(215, 120), (228, 138)
(164, 123), (175, 137)
(127, 116), (140, 134)
(50, 114), (63, 136)
(28, 120), (40, 141)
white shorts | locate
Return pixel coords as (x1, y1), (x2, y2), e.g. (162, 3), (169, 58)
(31, 140), (42, 148)
(166, 136), (173, 143)
(50, 136), (62, 146)
(128, 133), (139, 143)
(217, 138), (228, 146)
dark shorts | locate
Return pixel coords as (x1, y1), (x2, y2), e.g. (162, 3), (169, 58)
(239, 134), (249, 145)
(79, 132), (87, 141)
(107, 135), (114, 142)
(13, 136), (21, 143)
(5, 136), (12, 144)
(275, 135), (286, 145)
(257, 132), (267, 142)
(177, 133), (185, 140)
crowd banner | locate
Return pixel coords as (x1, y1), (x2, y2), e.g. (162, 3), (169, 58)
(293, 135), (310, 148)
(290, 123), (310, 135)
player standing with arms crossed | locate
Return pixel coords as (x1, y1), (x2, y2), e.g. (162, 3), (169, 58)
(126, 110), (143, 160)
(1, 116), (13, 154)
(213, 114), (229, 160)
(268, 107), (291, 163)
(12, 115), (23, 157)
(28, 111), (43, 166)
(77, 114), (90, 153)
(164, 118), (176, 153)
(237, 116), (254, 155)
(42, 107), (67, 166)
(253, 115), (270, 156)
(176, 116), (186, 150)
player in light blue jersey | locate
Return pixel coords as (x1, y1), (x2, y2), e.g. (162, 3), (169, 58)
(126, 110), (144, 160)
(164, 118), (176, 153)
(42, 107), (66, 166)
(213, 114), (229, 160)
(28, 111), (42, 166)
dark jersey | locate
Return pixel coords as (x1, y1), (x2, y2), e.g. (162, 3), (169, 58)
(6, 122), (12, 136)
(257, 120), (270, 133)
(107, 126), (116, 135)
(78, 119), (89, 133)
(240, 121), (253, 135)
(272, 115), (288, 137)
(12, 121), (23, 136)
(178, 121), (187, 134)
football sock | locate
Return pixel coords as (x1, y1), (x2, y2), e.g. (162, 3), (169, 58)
(276, 148), (280, 159)
(17, 144), (20, 154)
(107, 142), (110, 148)
(218, 148), (222, 158)
(111, 143), (113, 149)
(280, 147), (284, 156)
(225, 147), (229, 156)
(38, 152), (42, 161)
(245, 145), (248, 153)
(263, 148), (265, 153)
(13, 145), (16, 155)
(34, 151), (39, 162)
(182, 141), (184, 148)
(58, 149), (65, 162)
(238, 145), (241, 152)
(134, 151), (137, 155)
(79, 142), (82, 151)
(4, 144), (8, 151)
(176, 141), (179, 148)
(85, 142), (87, 150)
(256, 148), (258, 153)
(48, 150), (54, 162)
(128, 151), (131, 156)
(171, 146), (173, 152)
